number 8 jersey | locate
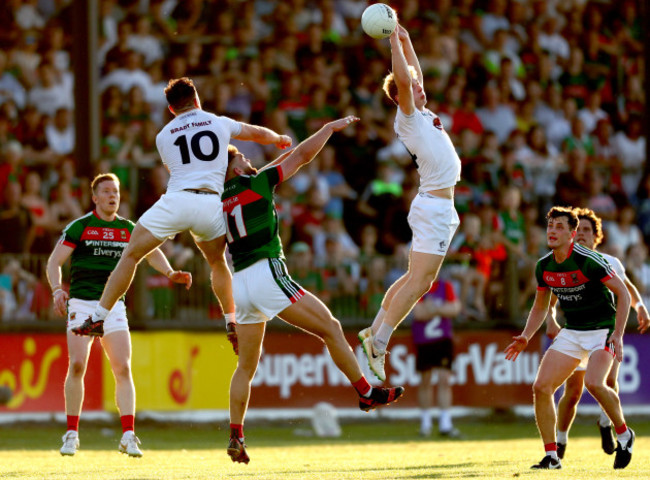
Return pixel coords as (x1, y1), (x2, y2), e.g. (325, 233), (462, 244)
(155, 109), (242, 195)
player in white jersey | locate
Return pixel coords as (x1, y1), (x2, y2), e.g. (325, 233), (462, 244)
(74, 77), (291, 338)
(546, 208), (649, 460)
(359, 24), (462, 382)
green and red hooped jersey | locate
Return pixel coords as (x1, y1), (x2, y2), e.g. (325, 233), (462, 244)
(59, 211), (135, 300)
(535, 242), (617, 332)
(221, 166), (285, 272)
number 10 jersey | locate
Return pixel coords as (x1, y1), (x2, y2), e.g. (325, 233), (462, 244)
(155, 109), (242, 195)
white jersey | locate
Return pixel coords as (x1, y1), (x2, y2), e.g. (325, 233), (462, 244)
(155, 109), (242, 195)
(395, 107), (461, 192)
(600, 252), (625, 279)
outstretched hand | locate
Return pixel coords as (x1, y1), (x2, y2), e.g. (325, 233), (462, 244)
(275, 135), (292, 150)
(504, 335), (528, 361)
(328, 116), (360, 132)
(396, 24), (409, 42)
(227, 322), (239, 355)
(169, 270), (192, 290)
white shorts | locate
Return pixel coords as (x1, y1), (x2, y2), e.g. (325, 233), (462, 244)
(67, 299), (128, 336)
(138, 190), (226, 242)
(549, 328), (613, 366)
(408, 193), (460, 255)
(233, 258), (305, 324)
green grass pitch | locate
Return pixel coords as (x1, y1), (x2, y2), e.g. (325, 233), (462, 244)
(0, 418), (648, 479)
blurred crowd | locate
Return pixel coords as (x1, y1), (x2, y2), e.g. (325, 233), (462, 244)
(0, 0), (648, 325)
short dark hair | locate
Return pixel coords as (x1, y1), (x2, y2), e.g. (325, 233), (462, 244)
(91, 173), (120, 193)
(546, 206), (578, 230)
(164, 77), (197, 111)
(574, 207), (604, 247)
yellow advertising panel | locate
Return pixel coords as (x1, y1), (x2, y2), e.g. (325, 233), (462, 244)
(103, 332), (237, 411)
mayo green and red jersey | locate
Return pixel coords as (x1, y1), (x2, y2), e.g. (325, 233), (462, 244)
(535, 242), (617, 331)
(222, 166), (284, 272)
(59, 211), (134, 300)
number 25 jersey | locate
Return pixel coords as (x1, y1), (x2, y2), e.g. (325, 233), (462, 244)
(155, 109), (242, 195)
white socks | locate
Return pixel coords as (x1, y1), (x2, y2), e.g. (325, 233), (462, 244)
(92, 305), (110, 323)
(557, 430), (568, 444)
(439, 410), (452, 432)
(599, 410), (612, 428)
(374, 323), (392, 351)
(371, 307), (386, 332)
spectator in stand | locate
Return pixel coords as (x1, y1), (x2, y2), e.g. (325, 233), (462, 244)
(554, 147), (589, 208)
(45, 107), (75, 156)
(447, 213), (495, 321)
(21, 170), (52, 253)
(0, 181), (31, 254)
(317, 145), (357, 220)
(577, 89), (608, 135)
(127, 15), (164, 67)
(546, 96), (577, 151)
(605, 205), (642, 260)
(538, 15), (570, 63)
(585, 170), (618, 223)
(613, 115), (645, 201)
(100, 50), (152, 95)
(558, 47), (589, 108)
(561, 116), (594, 157)
(475, 84), (516, 145)
(0, 141), (28, 204)
(13, 104), (51, 166)
(287, 241), (326, 301)
(0, 50), (26, 109)
(591, 118), (618, 174)
(49, 181), (83, 232)
(27, 61), (73, 117)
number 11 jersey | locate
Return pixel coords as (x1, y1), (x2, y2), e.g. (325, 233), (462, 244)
(155, 109), (242, 195)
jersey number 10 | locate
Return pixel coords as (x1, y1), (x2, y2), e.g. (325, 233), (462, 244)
(173, 131), (220, 164)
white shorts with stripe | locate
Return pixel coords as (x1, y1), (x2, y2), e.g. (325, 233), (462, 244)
(233, 258), (305, 324)
(548, 328), (614, 367)
(408, 193), (460, 255)
(67, 299), (129, 336)
(138, 190), (226, 242)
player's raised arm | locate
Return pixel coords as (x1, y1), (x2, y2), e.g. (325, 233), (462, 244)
(395, 25), (422, 85)
(389, 26), (416, 116)
(274, 116), (359, 180)
(234, 123), (292, 149)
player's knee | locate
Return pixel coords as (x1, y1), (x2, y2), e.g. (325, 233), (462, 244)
(112, 361), (132, 380)
(320, 316), (344, 341)
(563, 388), (582, 405)
(584, 379), (606, 397)
(68, 360), (87, 377)
(532, 380), (553, 397)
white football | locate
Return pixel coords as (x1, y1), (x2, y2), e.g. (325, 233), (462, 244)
(361, 3), (397, 39)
